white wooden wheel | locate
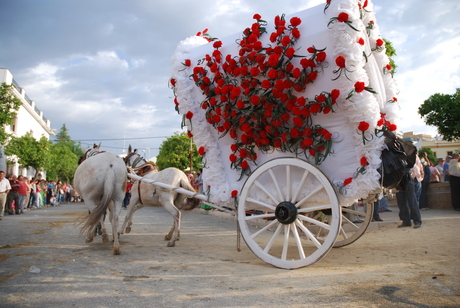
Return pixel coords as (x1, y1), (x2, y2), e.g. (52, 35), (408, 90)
(237, 158), (341, 269)
(334, 201), (373, 248)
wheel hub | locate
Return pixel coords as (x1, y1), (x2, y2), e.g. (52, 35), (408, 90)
(275, 201), (298, 224)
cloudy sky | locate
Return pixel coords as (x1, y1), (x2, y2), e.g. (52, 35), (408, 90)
(1, 0), (459, 157)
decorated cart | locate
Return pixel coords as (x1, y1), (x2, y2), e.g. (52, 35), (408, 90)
(165, 0), (399, 269)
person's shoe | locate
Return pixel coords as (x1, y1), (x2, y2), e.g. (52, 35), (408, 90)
(353, 219), (364, 223)
(383, 209), (392, 212)
(378, 210), (384, 213)
(414, 223), (421, 228)
(372, 218), (383, 222)
(15, 212), (20, 215)
(398, 223), (411, 228)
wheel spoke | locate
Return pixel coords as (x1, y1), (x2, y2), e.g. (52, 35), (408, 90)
(281, 225), (290, 260)
(339, 226), (349, 239)
(263, 223), (283, 253)
(342, 207), (367, 217)
(298, 214), (331, 230)
(254, 180), (280, 205)
(297, 204), (332, 213)
(286, 165), (291, 202)
(250, 219), (278, 239)
(291, 169), (309, 203)
(291, 224), (306, 259)
(295, 185), (325, 208)
(268, 169), (284, 201)
(246, 197), (276, 211)
(341, 214), (360, 230)
(245, 213), (275, 221)
(295, 220), (322, 248)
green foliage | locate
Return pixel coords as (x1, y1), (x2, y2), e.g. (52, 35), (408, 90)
(53, 124), (84, 158)
(0, 83), (22, 144)
(4, 133), (51, 179)
(418, 148), (437, 166)
(383, 38), (397, 76)
(418, 88), (460, 141)
(156, 132), (202, 171)
(45, 143), (79, 182)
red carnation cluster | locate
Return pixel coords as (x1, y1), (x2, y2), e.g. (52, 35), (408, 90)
(185, 14), (339, 176)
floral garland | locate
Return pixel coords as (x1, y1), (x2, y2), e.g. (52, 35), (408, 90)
(171, 0), (400, 206)
(183, 14), (342, 179)
(325, 0), (399, 201)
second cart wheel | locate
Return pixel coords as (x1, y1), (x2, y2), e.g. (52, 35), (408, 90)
(334, 201), (373, 247)
(237, 158), (341, 269)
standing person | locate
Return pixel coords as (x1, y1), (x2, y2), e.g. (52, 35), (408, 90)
(123, 179), (133, 209)
(65, 183), (72, 203)
(55, 180), (63, 206)
(430, 160), (441, 183)
(27, 178), (36, 209)
(6, 175), (20, 214)
(196, 168), (203, 194)
(0, 171), (12, 220)
(448, 153), (460, 211)
(39, 180), (46, 206)
(419, 152), (431, 210)
(34, 180), (42, 208)
(436, 158), (444, 182)
(17, 175), (28, 214)
(443, 155), (451, 182)
(46, 180), (54, 206)
(396, 155), (423, 229)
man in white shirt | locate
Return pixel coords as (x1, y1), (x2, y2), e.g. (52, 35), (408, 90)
(0, 171), (12, 219)
(448, 153), (460, 211)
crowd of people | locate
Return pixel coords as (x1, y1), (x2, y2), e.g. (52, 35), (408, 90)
(0, 171), (81, 220)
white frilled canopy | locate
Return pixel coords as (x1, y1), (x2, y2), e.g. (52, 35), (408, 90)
(170, 0), (399, 207)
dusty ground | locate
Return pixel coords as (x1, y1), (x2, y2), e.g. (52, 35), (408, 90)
(0, 203), (459, 307)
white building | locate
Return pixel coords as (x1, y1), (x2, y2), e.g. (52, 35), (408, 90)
(0, 68), (55, 177)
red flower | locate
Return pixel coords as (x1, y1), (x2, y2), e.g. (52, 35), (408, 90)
(316, 94), (326, 102)
(360, 157), (368, 166)
(308, 71), (318, 81)
(354, 81), (365, 93)
(236, 100), (245, 109)
(184, 59), (191, 67)
(231, 190), (238, 198)
(291, 28), (300, 39)
(292, 68), (301, 79)
(331, 89), (340, 100)
(316, 51), (326, 62)
(392, 97), (398, 102)
(170, 78), (176, 86)
(309, 148), (316, 156)
(358, 37), (365, 45)
(253, 14), (262, 20)
(388, 124), (397, 131)
(376, 39), (384, 47)
(285, 47), (295, 58)
(290, 17), (302, 27)
(185, 111), (194, 119)
(302, 138), (313, 147)
(268, 53), (281, 67)
(174, 97), (179, 106)
(239, 148), (248, 158)
(187, 131), (193, 138)
(261, 80), (272, 89)
(250, 67), (260, 77)
(293, 116), (303, 127)
(281, 36), (291, 47)
(213, 41), (223, 48)
(198, 146), (206, 156)
(229, 154), (237, 163)
(335, 56), (346, 68)
(337, 12), (349, 22)
(307, 47), (315, 54)
(310, 103), (321, 114)
(386, 64), (392, 70)
(358, 121), (369, 131)
(344, 177), (353, 186)
(240, 160), (249, 169)
(250, 95), (260, 105)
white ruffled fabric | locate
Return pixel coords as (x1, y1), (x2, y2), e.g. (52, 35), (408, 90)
(170, 0), (399, 207)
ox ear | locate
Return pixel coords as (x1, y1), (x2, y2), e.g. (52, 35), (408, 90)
(97, 142), (101, 149)
(128, 145), (132, 153)
(134, 149), (138, 154)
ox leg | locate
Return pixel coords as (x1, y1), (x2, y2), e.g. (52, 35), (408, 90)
(111, 205), (121, 255)
(100, 212), (109, 243)
(120, 197), (143, 234)
(162, 199), (181, 247)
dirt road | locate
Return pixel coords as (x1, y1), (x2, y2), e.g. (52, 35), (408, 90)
(0, 203), (459, 307)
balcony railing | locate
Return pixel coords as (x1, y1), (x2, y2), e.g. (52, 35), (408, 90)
(12, 78), (48, 125)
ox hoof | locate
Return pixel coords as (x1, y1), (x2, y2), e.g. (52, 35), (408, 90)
(125, 227), (131, 234)
(167, 242), (176, 247)
(102, 234), (109, 243)
(86, 238), (94, 244)
(113, 249), (121, 255)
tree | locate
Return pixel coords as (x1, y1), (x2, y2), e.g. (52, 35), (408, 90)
(4, 133), (51, 179)
(384, 38), (397, 76)
(418, 88), (460, 141)
(156, 132), (202, 171)
(0, 83), (22, 145)
(418, 148), (437, 166)
(54, 124), (84, 158)
(45, 143), (79, 182)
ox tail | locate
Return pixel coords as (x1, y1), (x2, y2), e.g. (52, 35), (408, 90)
(79, 166), (116, 239)
(179, 176), (201, 211)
